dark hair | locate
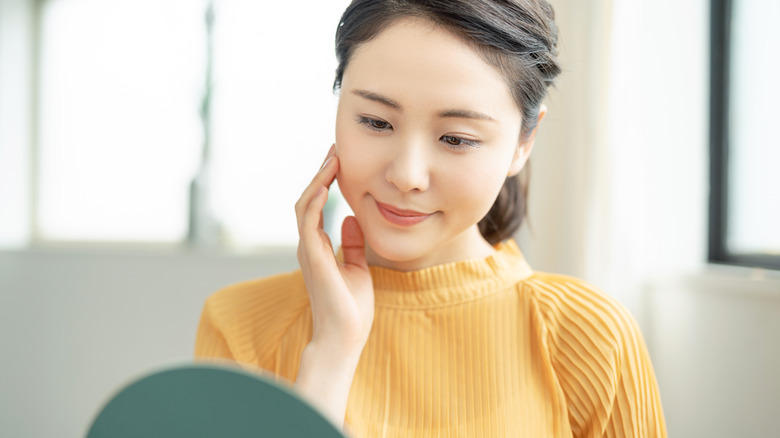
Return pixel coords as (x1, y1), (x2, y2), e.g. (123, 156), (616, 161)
(334, 0), (560, 244)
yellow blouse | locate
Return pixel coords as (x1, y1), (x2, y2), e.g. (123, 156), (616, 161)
(195, 239), (667, 437)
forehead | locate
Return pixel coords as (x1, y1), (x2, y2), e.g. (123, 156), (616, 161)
(341, 17), (520, 120)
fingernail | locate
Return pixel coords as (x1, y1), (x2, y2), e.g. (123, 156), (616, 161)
(320, 156), (333, 171)
(319, 145), (336, 170)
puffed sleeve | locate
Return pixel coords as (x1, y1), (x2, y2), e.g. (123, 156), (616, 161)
(193, 270), (312, 373)
(195, 294), (235, 360)
(530, 273), (667, 437)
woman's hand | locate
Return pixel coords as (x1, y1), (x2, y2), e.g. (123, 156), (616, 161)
(293, 145), (375, 429)
(294, 144), (375, 354)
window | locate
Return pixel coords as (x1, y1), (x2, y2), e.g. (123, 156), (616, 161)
(8, 0), (352, 250)
(709, 0), (780, 269)
(37, 0), (206, 243)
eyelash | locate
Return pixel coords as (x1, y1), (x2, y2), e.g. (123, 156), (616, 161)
(356, 116), (481, 150)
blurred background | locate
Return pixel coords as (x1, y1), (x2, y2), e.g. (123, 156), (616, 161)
(0, 0), (778, 436)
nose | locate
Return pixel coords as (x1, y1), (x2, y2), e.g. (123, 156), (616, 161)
(385, 138), (430, 193)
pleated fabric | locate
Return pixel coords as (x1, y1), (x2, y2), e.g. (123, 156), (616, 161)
(195, 240), (667, 437)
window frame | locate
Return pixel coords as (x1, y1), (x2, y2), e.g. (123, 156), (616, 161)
(708, 0), (780, 270)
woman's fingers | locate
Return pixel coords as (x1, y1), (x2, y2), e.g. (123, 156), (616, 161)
(301, 184), (331, 249)
(296, 144), (342, 279)
(341, 216), (368, 271)
(297, 158), (338, 235)
(320, 144), (335, 168)
(295, 145), (338, 230)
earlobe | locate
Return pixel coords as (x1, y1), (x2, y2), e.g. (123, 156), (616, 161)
(507, 147), (529, 177)
(507, 105), (547, 177)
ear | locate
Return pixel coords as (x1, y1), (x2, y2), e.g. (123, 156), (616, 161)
(507, 104), (547, 177)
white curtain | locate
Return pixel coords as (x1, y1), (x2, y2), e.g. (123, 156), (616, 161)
(518, 0), (709, 321)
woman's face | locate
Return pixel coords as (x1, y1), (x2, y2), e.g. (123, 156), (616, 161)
(335, 17), (535, 271)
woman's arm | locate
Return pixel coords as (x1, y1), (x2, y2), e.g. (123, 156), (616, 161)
(292, 144), (375, 430)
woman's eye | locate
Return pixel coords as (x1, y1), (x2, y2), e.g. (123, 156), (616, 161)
(441, 135), (480, 150)
(370, 119), (390, 129)
(358, 116), (392, 132)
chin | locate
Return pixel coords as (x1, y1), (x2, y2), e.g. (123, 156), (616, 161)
(358, 220), (432, 264)
(370, 236), (426, 262)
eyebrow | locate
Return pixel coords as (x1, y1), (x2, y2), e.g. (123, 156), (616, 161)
(438, 109), (497, 122)
(352, 89), (402, 110)
(351, 89), (497, 122)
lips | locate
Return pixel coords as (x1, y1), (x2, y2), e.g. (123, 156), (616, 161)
(375, 199), (433, 226)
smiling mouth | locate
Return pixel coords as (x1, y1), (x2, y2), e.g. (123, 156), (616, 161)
(374, 200), (433, 226)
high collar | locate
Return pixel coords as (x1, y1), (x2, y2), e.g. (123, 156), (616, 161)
(365, 239), (533, 308)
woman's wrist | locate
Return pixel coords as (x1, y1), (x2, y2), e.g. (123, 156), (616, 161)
(309, 330), (369, 356)
(301, 339), (364, 377)
(293, 341), (365, 429)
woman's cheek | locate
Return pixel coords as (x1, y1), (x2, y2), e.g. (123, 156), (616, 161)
(452, 160), (508, 217)
(334, 137), (366, 210)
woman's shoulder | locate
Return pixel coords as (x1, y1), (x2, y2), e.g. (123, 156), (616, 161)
(207, 269), (308, 308)
(198, 270), (310, 360)
(204, 269), (310, 327)
(521, 272), (667, 435)
(522, 271), (638, 343)
(521, 271), (645, 373)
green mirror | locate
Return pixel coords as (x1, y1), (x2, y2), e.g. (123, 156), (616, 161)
(86, 363), (345, 438)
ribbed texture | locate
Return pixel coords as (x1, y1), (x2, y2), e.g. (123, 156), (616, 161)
(195, 240), (667, 437)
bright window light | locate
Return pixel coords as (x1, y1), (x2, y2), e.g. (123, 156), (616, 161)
(36, 0), (352, 248)
(38, 0), (206, 242)
(210, 0), (351, 248)
(727, 0), (780, 255)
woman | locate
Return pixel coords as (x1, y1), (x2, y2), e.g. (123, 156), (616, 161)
(196, 1), (667, 436)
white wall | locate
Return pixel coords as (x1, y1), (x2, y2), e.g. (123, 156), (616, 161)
(645, 269), (780, 437)
(0, 248), (298, 438)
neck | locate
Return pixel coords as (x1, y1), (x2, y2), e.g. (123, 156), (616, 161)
(364, 226), (497, 272)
